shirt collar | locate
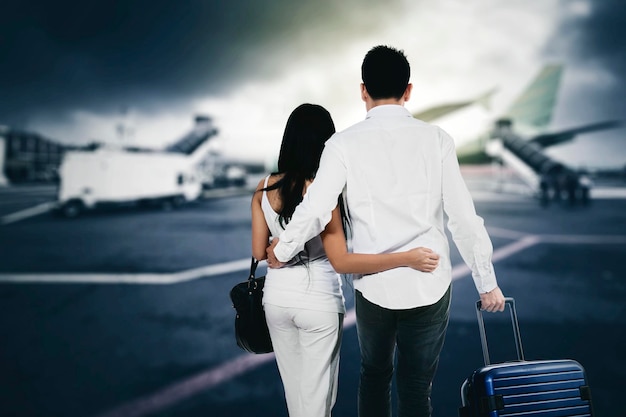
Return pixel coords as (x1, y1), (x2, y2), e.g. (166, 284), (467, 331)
(365, 104), (412, 119)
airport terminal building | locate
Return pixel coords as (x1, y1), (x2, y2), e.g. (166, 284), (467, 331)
(0, 125), (70, 184)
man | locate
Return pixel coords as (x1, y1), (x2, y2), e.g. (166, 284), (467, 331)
(267, 45), (505, 417)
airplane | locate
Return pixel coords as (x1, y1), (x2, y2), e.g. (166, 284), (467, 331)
(250, 64), (621, 205)
(57, 115), (225, 217)
(260, 88), (498, 175)
(412, 64), (622, 206)
(413, 88), (497, 123)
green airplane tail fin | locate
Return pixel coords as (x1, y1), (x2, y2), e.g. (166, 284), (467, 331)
(506, 64), (563, 131)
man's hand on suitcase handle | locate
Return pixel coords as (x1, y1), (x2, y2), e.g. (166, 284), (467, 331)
(479, 287), (506, 312)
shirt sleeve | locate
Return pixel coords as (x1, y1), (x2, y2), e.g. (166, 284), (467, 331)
(440, 128), (498, 293)
(274, 140), (348, 263)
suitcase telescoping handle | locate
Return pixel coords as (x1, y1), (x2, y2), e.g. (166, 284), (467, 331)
(476, 297), (525, 365)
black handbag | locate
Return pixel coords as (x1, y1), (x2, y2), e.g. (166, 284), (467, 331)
(229, 257), (273, 354)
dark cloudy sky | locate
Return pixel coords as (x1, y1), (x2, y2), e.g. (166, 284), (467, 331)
(1, 0), (385, 120)
(1, 0), (625, 167)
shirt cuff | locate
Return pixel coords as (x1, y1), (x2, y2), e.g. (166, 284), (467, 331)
(473, 263), (498, 294)
(274, 240), (299, 263)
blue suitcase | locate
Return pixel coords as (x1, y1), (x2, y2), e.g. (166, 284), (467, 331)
(459, 298), (594, 417)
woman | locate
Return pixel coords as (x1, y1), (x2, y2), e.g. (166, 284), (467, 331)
(251, 104), (438, 417)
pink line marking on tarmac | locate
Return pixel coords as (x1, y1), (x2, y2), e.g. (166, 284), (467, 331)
(94, 353), (275, 417)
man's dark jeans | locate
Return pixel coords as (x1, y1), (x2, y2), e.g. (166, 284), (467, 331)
(355, 286), (451, 417)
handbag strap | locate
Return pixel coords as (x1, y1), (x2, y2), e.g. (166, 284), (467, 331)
(248, 257), (259, 282)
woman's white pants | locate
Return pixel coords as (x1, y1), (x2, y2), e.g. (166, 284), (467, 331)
(264, 304), (344, 417)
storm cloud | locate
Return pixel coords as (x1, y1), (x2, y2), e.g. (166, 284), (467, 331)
(0, 0), (403, 125)
(1, 0), (624, 166)
(546, 0), (626, 122)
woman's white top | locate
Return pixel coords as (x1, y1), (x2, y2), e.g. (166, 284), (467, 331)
(261, 175), (345, 314)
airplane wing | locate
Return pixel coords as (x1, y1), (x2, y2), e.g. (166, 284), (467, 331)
(529, 120), (622, 148)
(412, 88), (496, 122)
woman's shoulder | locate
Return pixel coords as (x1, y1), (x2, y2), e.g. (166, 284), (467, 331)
(267, 173), (284, 187)
(255, 177), (266, 192)
(254, 174), (284, 213)
(255, 173), (283, 190)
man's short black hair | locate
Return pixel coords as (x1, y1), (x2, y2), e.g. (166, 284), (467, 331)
(361, 45), (410, 100)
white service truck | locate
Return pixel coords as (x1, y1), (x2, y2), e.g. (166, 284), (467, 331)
(57, 116), (217, 217)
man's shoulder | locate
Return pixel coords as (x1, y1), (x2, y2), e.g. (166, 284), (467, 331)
(333, 116), (443, 140)
(336, 118), (371, 135)
(331, 117), (383, 140)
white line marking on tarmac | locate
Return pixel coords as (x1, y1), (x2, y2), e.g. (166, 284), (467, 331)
(0, 188), (251, 226)
(0, 230), (536, 284)
(1, 202), (57, 225)
(0, 186), (57, 194)
(4, 232), (626, 415)
(492, 235), (542, 262)
(0, 258), (259, 284)
(90, 235), (548, 417)
(2, 233), (625, 287)
(486, 226), (533, 240)
(591, 187), (626, 199)
(0, 197), (53, 207)
(539, 234), (626, 244)
(93, 353), (276, 417)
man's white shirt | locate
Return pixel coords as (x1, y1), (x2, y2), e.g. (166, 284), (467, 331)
(274, 104), (498, 309)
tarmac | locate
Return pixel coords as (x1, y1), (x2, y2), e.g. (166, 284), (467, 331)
(1, 171), (625, 417)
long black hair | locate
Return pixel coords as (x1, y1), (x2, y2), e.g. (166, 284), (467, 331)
(263, 103), (337, 228)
